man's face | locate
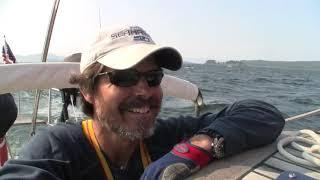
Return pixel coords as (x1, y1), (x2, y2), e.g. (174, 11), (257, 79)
(92, 58), (163, 141)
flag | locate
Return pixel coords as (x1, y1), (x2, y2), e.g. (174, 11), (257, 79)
(2, 38), (16, 63)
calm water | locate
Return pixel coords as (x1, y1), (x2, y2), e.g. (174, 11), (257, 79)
(7, 61), (320, 157)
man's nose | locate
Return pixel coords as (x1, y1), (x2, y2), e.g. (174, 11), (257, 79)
(133, 77), (152, 96)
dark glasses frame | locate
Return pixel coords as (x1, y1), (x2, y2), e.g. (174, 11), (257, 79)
(97, 69), (164, 87)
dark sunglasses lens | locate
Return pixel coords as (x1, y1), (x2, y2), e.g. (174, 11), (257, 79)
(110, 70), (139, 87)
(145, 71), (164, 87)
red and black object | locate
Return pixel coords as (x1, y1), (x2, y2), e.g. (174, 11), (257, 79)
(171, 141), (213, 168)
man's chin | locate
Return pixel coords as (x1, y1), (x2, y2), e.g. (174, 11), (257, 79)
(117, 126), (155, 141)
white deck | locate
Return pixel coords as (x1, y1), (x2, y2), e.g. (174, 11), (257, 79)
(188, 131), (319, 179)
(242, 147), (320, 179)
(14, 115), (46, 125)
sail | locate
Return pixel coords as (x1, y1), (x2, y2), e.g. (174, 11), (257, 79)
(2, 38), (16, 63)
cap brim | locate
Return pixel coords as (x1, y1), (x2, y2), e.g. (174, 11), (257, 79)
(96, 43), (182, 70)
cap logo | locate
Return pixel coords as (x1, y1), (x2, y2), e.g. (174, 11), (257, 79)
(110, 26), (152, 43)
(133, 35), (151, 42)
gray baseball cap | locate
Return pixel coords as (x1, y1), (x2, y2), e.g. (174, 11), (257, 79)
(80, 25), (182, 73)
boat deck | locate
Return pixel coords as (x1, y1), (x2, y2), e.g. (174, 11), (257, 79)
(242, 146), (320, 179)
(188, 131), (319, 180)
(14, 115), (47, 125)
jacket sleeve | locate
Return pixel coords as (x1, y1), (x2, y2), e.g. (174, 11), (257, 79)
(147, 99), (285, 159)
(0, 125), (78, 180)
(0, 123), (103, 180)
(0, 159), (70, 180)
(197, 99), (285, 156)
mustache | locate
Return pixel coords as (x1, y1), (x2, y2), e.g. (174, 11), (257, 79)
(119, 96), (160, 110)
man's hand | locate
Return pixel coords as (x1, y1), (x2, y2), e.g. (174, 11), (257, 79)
(189, 134), (214, 151)
(140, 140), (213, 180)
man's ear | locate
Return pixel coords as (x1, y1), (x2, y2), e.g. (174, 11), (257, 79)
(80, 89), (93, 104)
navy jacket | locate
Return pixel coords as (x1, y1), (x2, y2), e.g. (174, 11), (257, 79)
(0, 93), (17, 138)
(0, 99), (285, 180)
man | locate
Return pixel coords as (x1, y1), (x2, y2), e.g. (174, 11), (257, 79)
(0, 25), (285, 179)
(59, 53), (81, 122)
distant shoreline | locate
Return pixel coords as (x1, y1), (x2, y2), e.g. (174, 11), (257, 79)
(14, 53), (320, 64)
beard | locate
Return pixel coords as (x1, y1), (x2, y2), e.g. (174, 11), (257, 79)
(95, 96), (160, 141)
(97, 113), (156, 141)
(110, 123), (155, 141)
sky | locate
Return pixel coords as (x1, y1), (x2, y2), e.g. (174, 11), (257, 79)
(0, 0), (319, 63)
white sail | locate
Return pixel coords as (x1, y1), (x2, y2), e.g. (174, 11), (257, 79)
(0, 62), (199, 101)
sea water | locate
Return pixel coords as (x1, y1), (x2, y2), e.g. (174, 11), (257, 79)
(7, 61), (320, 157)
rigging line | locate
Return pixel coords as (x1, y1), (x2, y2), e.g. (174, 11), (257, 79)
(285, 108), (320, 122)
(99, 8), (102, 28)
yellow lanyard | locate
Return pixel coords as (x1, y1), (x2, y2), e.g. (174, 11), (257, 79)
(82, 119), (152, 180)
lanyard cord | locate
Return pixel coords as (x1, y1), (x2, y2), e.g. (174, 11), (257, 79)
(82, 120), (152, 180)
(83, 119), (113, 180)
(140, 140), (152, 168)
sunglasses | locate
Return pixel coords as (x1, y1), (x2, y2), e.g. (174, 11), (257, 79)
(97, 69), (164, 87)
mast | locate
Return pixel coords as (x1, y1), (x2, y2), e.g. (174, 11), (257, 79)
(99, 8), (102, 28)
(31, 0), (61, 136)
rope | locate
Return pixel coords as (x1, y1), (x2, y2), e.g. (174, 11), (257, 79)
(277, 129), (320, 167)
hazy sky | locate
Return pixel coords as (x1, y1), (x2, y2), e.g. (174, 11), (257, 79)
(0, 0), (319, 62)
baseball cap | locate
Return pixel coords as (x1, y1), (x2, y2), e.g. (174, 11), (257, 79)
(80, 25), (182, 73)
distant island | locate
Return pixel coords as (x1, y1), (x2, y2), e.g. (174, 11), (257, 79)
(14, 54), (320, 70)
(15, 54), (64, 63)
(205, 60), (245, 65)
(205, 60), (217, 64)
(203, 59), (320, 70)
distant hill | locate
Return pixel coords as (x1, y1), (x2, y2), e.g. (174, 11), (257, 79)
(204, 60), (217, 64)
(183, 60), (197, 64)
(15, 54), (198, 64)
(15, 54), (64, 63)
(201, 59), (320, 70)
(183, 57), (206, 64)
(242, 60), (320, 70)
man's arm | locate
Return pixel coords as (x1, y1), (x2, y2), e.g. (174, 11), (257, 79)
(0, 159), (70, 180)
(195, 99), (285, 156)
(141, 99), (285, 179)
(0, 128), (73, 179)
(148, 99), (284, 158)
(0, 123), (83, 180)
